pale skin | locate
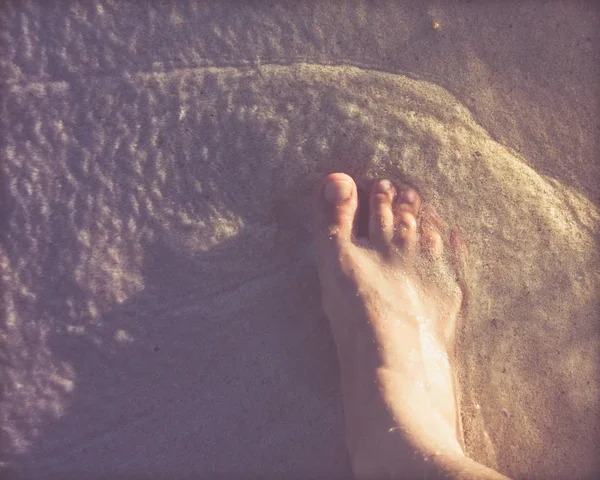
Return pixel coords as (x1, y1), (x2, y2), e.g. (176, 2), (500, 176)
(313, 173), (510, 479)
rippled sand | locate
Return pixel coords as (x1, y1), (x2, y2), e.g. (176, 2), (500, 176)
(2, 2), (599, 479)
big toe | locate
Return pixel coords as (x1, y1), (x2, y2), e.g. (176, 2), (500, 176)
(313, 173), (358, 256)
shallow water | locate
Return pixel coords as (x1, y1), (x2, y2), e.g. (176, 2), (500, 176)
(2, 2), (599, 479)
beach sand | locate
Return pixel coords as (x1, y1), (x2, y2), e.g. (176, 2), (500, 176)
(1, 1), (599, 478)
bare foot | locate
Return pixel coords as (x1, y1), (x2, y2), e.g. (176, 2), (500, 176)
(313, 173), (503, 479)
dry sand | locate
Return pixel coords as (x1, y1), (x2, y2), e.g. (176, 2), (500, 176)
(1, 1), (599, 479)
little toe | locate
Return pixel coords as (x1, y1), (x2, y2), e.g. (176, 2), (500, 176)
(369, 180), (397, 250)
(313, 173), (359, 256)
(420, 205), (445, 262)
(393, 186), (421, 252)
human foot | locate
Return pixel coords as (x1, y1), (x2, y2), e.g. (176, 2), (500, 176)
(313, 173), (470, 477)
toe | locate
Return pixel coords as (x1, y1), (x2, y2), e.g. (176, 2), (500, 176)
(393, 186), (421, 251)
(313, 173), (358, 255)
(369, 180), (396, 249)
(420, 205), (445, 261)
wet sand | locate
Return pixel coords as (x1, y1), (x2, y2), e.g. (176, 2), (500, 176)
(1, 1), (599, 479)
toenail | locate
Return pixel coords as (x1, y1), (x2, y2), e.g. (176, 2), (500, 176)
(324, 178), (353, 204)
(399, 189), (417, 203)
(373, 180), (394, 194)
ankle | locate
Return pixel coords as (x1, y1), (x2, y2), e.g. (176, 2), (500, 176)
(350, 432), (465, 480)
(343, 367), (464, 471)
